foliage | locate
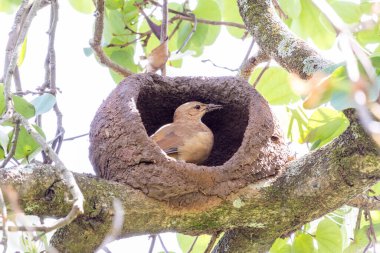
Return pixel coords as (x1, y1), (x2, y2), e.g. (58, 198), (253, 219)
(0, 0), (380, 252)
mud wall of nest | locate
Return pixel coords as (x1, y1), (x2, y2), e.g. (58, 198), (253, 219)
(89, 73), (289, 204)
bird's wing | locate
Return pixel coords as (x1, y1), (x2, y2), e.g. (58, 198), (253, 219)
(151, 124), (184, 155)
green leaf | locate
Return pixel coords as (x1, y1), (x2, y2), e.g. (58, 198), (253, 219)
(302, 108), (349, 149)
(68, 0), (95, 14)
(222, 0), (245, 38)
(369, 181), (380, 196)
(105, 0), (124, 10)
(104, 9), (127, 44)
(193, 0), (222, 45)
(250, 67), (300, 105)
(316, 218), (343, 253)
(107, 47), (139, 72)
(30, 94), (56, 116)
(83, 47), (93, 57)
(17, 37), (27, 66)
(13, 95), (35, 119)
(292, 234), (315, 253)
(330, 1), (361, 24)
(0, 0), (22, 13)
(0, 126), (11, 157)
(278, 0), (301, 19)
(177, 234), (215, 253)
(270, 238), (291, 253)
(291, 0), (336, 49)
(343, 225), (371, 253)
(356, 23), (380, 45)
(12, 124), (45, 160)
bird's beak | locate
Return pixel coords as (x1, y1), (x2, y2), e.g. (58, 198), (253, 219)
(206, 104), (223, 112)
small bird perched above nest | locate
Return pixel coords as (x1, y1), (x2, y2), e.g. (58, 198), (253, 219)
(151, 101), (222, 164)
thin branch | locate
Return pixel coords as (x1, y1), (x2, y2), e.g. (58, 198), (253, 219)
(252, 61), (270, 88)
(204, 232), (220, 253)
(170, 15), (246, 29)
(148, 235), (156, 253)
(0, 0), (84, 238)
(13, 66), (22, 93)
(0, 189), (8, 253)
(355, 208), (362, 231)
(176, 13), (197, 54)
(201, 59), (238, 72)
(51, 103), (64, 154)
(186, 236), (198, 253)
(89, 0), (134, 77)
(96, 198), (124, 252)
(157, 234), (169, 253)
(62, 133), (89, 142)
(148, 0), (246, 29)
(0, 120), (20, 168)
(238, 49), (270, 80)
(272, 0), (288, 20)
(160, 0), (168, 76)
(239, 38), (255, 70)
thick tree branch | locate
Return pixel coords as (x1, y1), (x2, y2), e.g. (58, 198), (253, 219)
(0, 109), (379, 252)
(237, 0), (332, 79)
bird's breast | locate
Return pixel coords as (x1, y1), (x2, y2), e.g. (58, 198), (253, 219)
(178, 130), (214, 164)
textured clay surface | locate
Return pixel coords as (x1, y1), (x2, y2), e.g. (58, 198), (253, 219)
(89, 73), (289, 204)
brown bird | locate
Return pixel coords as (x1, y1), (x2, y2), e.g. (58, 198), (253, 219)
(151, 101), (222, 164)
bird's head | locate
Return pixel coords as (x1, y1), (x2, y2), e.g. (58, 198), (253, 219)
(173, 101), (223, 122)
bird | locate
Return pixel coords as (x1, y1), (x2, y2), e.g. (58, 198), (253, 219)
(150, 101), (222, 164)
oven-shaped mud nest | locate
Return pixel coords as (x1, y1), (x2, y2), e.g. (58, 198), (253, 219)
(89, 73), (289, 204)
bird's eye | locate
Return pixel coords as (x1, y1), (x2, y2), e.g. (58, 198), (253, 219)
(194, 105), (201, 110)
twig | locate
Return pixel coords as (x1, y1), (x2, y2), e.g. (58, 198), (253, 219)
(201, 59), (238, 72)
(186, 236), (198, 253)
(204, 232), (220, 253)
(62, 133), (89, 142)
(96, 199), (125, 252)
(149, 0), (246, 29)
(238, 49), (270, 80)
(90, 0), (134, 77)
(51, 104), (64, 154)
(3, 0), (30, 78)
(239, 38), (255, 70)
(364, 209), (377, 253)
(168, 19), (182, 40)
(0, 120), (20, 168)
(355, 208), (362, 231)
(170, 15), (246, 29)
(2, 0), (42, 113)
(272, 0), (288, 19)
(176, 13), (197, 54)
(148, 234), (156, 253)
(0, 189), (8, 253)
(157, 234), (169, 253)
(1, 0), (84, 238)
(160, 0), (168, 76)
(13, 66), (22, 93)
(252, 61), (271, 88)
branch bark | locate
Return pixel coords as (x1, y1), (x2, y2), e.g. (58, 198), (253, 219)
(237, 0), (332, 79)
(1, 110), (379, 252)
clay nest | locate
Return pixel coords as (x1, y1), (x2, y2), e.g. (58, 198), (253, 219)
(89, 73), (289, 204)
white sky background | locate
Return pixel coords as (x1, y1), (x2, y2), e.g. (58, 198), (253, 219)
(0, 0), (347, 252)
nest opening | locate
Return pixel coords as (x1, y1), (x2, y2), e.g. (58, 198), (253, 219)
(136, 81), (249, 166)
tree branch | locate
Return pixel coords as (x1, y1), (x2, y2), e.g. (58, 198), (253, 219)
(237, 0), (332, 79)
(89, 0), (134, 77)
(0, 109), (378, 252)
